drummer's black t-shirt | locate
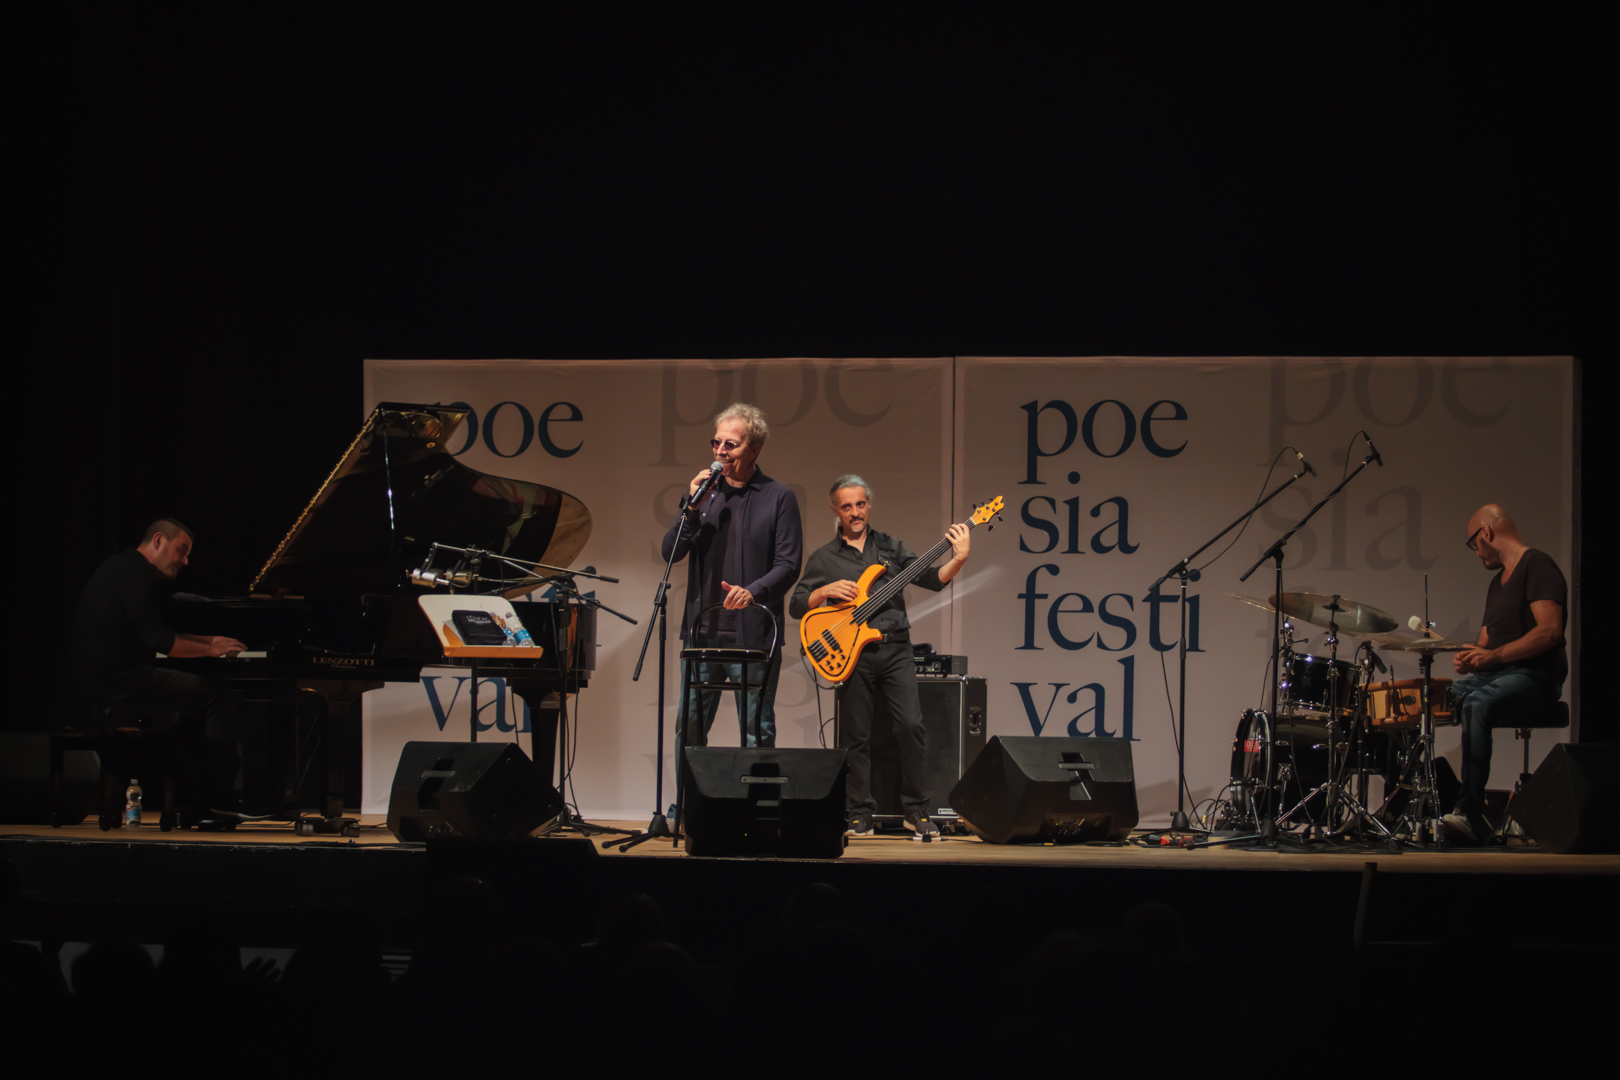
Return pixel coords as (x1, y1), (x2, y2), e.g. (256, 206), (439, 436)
(1482, 547), (1568, 683)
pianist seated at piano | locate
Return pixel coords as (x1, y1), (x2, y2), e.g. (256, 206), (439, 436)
(70, 518), (248, 827)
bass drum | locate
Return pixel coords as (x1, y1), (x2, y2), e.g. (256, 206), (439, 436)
(1227, 710), (1332, 825)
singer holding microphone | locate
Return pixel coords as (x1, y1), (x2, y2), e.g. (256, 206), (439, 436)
(661, 403), (802, 748)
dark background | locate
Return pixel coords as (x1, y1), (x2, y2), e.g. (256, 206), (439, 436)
(41, 8), (1605, 737)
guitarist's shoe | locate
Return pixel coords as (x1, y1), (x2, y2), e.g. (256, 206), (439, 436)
(846, 811), (873, 837)
(904, 812), (940, 841)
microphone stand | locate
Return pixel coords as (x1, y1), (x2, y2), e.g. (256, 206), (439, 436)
(530, 571), (636, 839)
(1238, 447), (1381, 844)
(410, 544), (632, 832)
(611, 494), (704, 852)
(1148, 461), (1312, 833)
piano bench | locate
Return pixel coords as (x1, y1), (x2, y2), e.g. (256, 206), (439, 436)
(62, 704), (184, 832)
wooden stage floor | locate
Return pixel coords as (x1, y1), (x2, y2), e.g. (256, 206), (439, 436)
(7, 815), (1615, 875)
(7, 815), (1617, 965)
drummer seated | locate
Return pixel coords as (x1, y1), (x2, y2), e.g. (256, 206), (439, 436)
(1441, 505), (1568, 846)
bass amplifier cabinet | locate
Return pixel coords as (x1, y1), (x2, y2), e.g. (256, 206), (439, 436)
(836, 674), (988, 825)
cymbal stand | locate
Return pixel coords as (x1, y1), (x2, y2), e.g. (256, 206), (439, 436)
(1325, 646), (1399, 847)
(1391, 647), (1447, 849)
(1274, 602), (1346, 837)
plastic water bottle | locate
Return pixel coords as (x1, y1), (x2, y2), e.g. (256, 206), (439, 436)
(125, 780), (143, 827)
(505, 614), (536, 648)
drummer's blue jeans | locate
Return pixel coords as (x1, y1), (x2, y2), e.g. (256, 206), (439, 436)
(677, 649), (781, 749)
(1450, 665), (1562, 815)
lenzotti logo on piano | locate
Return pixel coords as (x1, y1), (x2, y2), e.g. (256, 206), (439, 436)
(315, 657), (376, 667)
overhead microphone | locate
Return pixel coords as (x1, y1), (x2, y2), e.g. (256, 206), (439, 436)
(408, 567), (473, 589)
(1361, 642), (1388, 674)
(1295, 450), (1317, 477)
(1365, 435), (1384, 466)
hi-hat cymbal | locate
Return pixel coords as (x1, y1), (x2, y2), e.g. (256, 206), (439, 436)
(1267, 592), (1399, 636)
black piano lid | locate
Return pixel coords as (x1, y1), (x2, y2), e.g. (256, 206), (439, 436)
(250, 402), (592, 597)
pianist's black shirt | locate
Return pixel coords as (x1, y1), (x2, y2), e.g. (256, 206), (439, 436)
(73, 548), (177, 693)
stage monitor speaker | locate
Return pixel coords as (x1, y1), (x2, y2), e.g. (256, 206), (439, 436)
(387, 741), (562, 842)
(847, 674), (988, 823)
(682, 747), (847, 858)
(948, 736), (1138, 844)
(1512, 743), (1620, 854)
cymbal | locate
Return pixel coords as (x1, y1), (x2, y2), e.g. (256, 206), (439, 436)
(1229, 594), (1279, 614)
(1378, 637), (1476, 652)
(1268, 592), (1399, 636)
(1362, 631), (1417, 647)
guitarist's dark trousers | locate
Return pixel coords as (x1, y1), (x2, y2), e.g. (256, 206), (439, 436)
(838, 638), (929, 816)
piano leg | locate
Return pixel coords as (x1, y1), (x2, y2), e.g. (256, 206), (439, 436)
(511, 684), (562, 792)
(296, 679), (383, 837)
(511, 683), (627, 837)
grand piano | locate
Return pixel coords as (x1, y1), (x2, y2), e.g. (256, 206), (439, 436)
(171, 402), (597, 831)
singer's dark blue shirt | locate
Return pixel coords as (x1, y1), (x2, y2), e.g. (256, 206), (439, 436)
(660, 468), (802, 649)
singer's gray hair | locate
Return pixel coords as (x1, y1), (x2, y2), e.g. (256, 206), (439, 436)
(714, 403), (768, 448)
(829, 475), (873, 502)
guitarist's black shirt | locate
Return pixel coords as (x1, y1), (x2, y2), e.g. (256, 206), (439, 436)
(790, 529), (947, 640)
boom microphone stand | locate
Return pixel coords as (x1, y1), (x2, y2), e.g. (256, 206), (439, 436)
(411, 543), (634, 836)
(1148, 455), (1314, 832)
(611, 484), (708, 852)
(1238, 437), (1384, 843)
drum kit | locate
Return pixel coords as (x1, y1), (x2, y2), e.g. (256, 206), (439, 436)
(1218, 591), (1473, 847)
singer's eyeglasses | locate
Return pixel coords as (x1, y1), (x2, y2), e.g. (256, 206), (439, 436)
(710, 438), (746, 452)
(1465, 526), (1485, 552)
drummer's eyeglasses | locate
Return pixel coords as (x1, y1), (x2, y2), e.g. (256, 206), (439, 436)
(710, 438), (746, 453)
(1465, 526), (1485, 552)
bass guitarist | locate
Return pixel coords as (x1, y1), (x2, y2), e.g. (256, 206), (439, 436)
(789, 475), (970, 839)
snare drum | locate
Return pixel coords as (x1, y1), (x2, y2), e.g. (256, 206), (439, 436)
(1281, 654), (1357, 718)
(1365, 678), (1453, 729)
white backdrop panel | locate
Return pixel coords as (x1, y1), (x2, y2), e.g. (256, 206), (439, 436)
(357, 356), (1573, 826)
(955, 357), (1574, 826)
(360, 359), (952, 817)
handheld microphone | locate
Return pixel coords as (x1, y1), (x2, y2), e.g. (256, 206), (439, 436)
(690, 460), (724, 506)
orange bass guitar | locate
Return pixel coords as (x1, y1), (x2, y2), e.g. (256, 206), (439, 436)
(798, 497), (1003, 684)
